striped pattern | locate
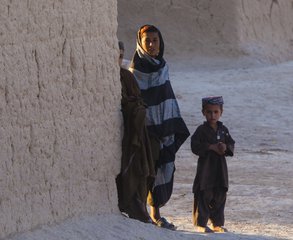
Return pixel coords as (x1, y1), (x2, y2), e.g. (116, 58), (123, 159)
(129, 25), (189, 207)
(146, 99), (181, 126)
(131, 65), (169, 90)
(130, 62), (189, 207)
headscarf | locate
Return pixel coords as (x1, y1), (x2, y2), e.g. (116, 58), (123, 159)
(130, 24), (165, 73)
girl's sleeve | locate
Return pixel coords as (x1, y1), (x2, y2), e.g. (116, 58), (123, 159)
(191, 127), (209, 157)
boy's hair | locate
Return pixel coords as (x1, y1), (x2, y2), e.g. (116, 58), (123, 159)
(118, 41), (124, 51)
(202, 96), (224, 110)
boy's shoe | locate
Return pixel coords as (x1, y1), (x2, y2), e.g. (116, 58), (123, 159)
(211, 226), (228, 233)
(194, 226), (213, 233)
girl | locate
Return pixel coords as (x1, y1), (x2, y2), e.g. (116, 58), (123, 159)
(129, 25), (190, 230)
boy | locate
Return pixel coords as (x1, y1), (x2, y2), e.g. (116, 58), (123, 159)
(191, 96), (235, 233)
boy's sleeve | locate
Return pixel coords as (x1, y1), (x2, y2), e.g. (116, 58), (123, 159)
(224, 128), (235, 156)
(191, 127), (209, 157)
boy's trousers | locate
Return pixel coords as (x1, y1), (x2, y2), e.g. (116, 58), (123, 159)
(192, 187), (226, 227)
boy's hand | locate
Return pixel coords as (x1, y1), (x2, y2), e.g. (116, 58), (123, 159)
(208, 143), (226, 155)
(217, 142), (227, 155)
(208, 144), (221, 155)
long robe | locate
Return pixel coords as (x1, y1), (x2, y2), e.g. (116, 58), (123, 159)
(116, 68), (155, 221)
(191, 121), (235, 194)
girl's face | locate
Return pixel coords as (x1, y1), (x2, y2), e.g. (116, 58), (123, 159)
(141, 31), (160, 58)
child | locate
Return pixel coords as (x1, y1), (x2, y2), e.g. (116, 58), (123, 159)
(129, 25), (190, 230)
(116, 41), (155, 224)
(191, 96), (235, 233)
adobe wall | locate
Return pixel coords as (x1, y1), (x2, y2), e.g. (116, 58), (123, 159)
(0, 0), (121, 238)
(237, 0), (293, 62)
(118, 0), (293, 62)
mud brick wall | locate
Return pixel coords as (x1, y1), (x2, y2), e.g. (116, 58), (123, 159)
(118, 0), (293, 62)
(237, 0), (293, 62)
(0, 0), (121, 238)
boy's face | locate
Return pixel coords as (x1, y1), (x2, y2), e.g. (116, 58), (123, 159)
(202, 104), (223, 125)
(141, 31), (160, 58)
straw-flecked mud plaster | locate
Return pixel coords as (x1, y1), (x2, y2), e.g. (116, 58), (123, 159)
(0, 1), (120, 238)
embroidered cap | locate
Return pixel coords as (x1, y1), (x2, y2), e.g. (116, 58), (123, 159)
(202, 96), (224, 107)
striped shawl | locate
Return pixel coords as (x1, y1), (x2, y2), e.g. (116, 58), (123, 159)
(129, 25), (190, 207)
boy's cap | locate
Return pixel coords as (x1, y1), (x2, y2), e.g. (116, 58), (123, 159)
(202, 96), (224, 106)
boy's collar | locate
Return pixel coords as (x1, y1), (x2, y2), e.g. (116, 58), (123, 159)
(203, 121), (223, 128)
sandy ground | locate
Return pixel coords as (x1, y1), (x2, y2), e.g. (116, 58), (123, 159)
(161, 57), (293, 240)
(6, 58), (293, 240)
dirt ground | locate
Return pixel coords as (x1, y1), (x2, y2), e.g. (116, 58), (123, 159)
(160, 59), (293, 240)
